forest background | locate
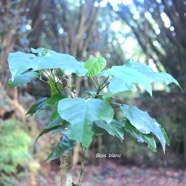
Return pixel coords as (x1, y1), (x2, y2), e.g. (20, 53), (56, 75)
(0, 0), (185, 185)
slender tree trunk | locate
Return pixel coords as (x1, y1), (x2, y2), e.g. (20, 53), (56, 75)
(78, 148), (86, 186)
(60, 153), (73, 186)
(73, 143), (81, 166)
(60, 74), (74, 186)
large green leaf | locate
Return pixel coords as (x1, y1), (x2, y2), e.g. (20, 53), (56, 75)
(8, 48), (87, 82)
(120, 104), (166, 152)
(125, 60), (180, 87)
(101, 60), (180, 96)
(94, 120), (124, 141)
(101, 65), (152, 95)
(124, 120), (157, 152)
(84, 57), (106, 77)
(58, 98), (114, 148)
(46, 135), (76, 161)
(8, 71), (39, 88)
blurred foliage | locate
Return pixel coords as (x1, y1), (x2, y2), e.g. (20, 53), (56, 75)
(0, 0), (30, 86)
(0, 119), (39, 186)
(108, 0), (186, 86)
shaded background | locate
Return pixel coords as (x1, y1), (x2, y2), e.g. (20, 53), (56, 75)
(0, 0), (185, 185)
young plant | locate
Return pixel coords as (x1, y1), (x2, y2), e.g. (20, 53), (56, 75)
(7, 48), (180, 186)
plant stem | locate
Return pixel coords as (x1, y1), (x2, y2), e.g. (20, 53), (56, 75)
(44, 69), (63, 94)
(101, 76), (110, 87)
(99, 82), (110, 92)
(88, 77), (98, 89)
(78, 148), (86, 186)
(60, 74), (73, 186)
(60, 152), (73, 186)
(95, 76), (110, 96)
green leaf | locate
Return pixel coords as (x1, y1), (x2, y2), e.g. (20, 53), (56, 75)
(8, 52), (37, 81)
(27, 90), (66, 117)
(101, 60), (181, 95)
(47, 79), (62, 96)
(91, 122), (105, 136)
(44, 93), (67, 106)
(36, 53), (86, 76)
(120, 104), (166, 152)
(58, 98), (114, 148)
(161, 128), (170, 146)
(101, 65), (152, 95)
(125, 60), (181, 88)
(46, 135), (76, 161)
(31, 48), (49, 56)
(8, 71), (39, 88)
(124, 120), (156, 152)
(35, 116), (70, 146)
(8, 48), (87, 82)
(94, 120), (124, 141)
(84, 57), (106, 77)
(50, 109), (59, 121)
(109, 77), (136, 94)
(26, 97), (48, 116)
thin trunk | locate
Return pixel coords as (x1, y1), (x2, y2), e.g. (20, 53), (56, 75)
(60, 153), (73, 186)
(60, 74), (74, 186)
(78, 148), (86, 186)
(73, 143), (81, 166)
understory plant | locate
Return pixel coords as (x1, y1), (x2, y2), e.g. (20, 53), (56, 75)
(7, 48), (180, 186)
(0, 119), (33, 186)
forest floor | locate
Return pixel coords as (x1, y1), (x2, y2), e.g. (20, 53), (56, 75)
(25, 160), (186, 186)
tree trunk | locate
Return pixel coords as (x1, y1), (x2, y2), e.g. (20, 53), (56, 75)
(60, 74), (74, 186)
(73, 143), (81, 166)
(60, 153), (73, 186)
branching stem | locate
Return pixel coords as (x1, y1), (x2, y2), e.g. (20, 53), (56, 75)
(88, 77), (98, 89)
(44, 69), (62, 94)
